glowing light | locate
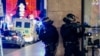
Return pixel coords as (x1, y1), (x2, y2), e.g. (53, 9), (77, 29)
(25, 0), (36, 17)
(5, 15), (13, 30)
(26, 2), (29, 5)
(24, 36), (34, 42)
(38, 21), (43, 27)
(25, 0), (36, 10)
(92, 0), (99, 5)
(29, 14), (34, 19)
(19, 3), (25, 19)
(5, 15), (11, 22)
(19, 3), (25, 11)
(6, 0), (18, 16)
(44, 0), (47, 9)
(10, 13), (13, 16)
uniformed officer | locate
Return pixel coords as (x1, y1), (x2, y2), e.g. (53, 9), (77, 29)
(38, 17), (59, 56)
(60, 13), (81, 56)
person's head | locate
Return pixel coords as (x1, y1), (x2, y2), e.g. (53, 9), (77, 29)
(42, 17), (49, 22)
(47, 20), (54, 25)
(63, 17), (71, 24)
(66, 13), (76, 23)
(42, 17), (54, 25)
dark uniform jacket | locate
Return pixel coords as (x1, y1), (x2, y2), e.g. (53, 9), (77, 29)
(60, 23), (80, 43)
(39, 22), (59, 45)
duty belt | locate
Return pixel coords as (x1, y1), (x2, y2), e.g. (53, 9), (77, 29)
(65, 42), (77, 44)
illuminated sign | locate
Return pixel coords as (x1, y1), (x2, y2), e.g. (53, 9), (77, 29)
(5, 0), (46, 18)
(25, 0), (37, 18)
(6, 0), (18, 16)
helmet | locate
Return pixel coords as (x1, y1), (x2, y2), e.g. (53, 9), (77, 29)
(47, 20), (54, 25)
(66, 13), (76, 21)
(42, 17), (49, 21)
(42, 17), (53, 25)
(66, 13), (75, 19)
(63, 17), (71, 23)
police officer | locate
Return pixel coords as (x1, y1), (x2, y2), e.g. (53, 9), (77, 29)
(39, 17), (59, 56)
(60, 13), (81, 56)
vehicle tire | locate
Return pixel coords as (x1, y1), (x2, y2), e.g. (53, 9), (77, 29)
(18, 45), (22, 48)
(22, 44), (25, 47)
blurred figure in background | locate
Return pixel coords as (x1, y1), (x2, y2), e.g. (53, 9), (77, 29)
(38, 17), (59, 56)
(1, 20), (8, 34)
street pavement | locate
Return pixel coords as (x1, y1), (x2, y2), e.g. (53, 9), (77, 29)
(3, 41), (45, 56)
(2, 40), (100, 56)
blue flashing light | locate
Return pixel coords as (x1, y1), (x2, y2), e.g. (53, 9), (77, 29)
(36, 20), (46, 34)
(38, 21), (43, 27)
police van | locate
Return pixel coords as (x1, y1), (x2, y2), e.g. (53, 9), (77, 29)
(13, 18), (39, 43)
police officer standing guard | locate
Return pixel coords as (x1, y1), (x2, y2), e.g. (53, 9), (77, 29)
(38, 17), (59, 56)
(60, 13), (81, 56)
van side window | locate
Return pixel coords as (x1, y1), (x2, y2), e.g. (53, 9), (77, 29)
(24, 22), (30, 28)
(16, 22), (22, 27)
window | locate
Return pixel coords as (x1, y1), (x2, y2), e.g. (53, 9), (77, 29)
(16, 22), (22, 27)
(24, 22), (30, 28)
